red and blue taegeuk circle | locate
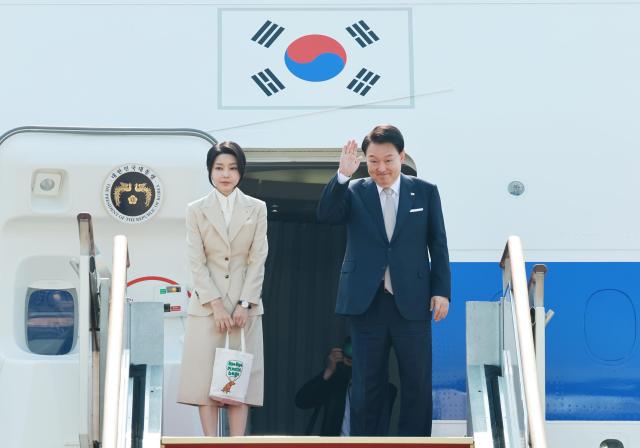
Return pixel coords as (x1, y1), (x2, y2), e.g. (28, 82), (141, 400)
(284, 34), (347, 82)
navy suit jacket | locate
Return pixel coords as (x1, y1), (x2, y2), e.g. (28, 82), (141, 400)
(317, 173), (451, 321)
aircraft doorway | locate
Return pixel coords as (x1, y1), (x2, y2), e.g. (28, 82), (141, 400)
(241, 150), (416, 435)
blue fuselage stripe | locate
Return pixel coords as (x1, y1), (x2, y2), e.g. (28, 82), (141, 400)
(433, 262), (640, 421)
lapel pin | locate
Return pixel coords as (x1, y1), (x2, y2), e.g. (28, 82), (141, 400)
(410, 192), (415, 196)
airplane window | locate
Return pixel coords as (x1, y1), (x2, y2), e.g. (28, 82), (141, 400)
(600, 440), (624, 448)
(26, 289), (75, 355)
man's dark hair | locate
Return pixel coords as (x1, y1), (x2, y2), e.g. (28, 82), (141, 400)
(206, 140), (247, 186)
(361, 124), (405, 154)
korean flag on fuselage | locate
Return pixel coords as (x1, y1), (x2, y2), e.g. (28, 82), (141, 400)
(218, 8), (413, 109)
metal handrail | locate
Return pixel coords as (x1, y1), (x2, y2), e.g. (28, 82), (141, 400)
(77, 213), (102, 447)
(101, 235), (130, 448)
(500, 236), (548, 448)
(77, 213), (96, 257)
(528, 264), (549, 414)
(528, 265), (548, 309)
(77, 214), (100, 349)
(0, 125), (217, 147)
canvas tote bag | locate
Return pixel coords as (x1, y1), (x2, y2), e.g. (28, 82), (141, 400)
(209, 328), (254, 405)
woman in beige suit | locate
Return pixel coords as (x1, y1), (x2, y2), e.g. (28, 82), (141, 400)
(178, 141), (267, 436)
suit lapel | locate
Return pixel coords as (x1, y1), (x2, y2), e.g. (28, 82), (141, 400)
(360, 178), (388, 243)
(228, 189), (255, 243)
(201, 191), (230, 247)
(391, 174), (414, 244)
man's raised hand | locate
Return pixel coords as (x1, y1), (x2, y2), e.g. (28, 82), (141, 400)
(338, 139), (361, 178)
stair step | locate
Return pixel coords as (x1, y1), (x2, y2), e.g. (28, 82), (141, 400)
(162, 436), (474, 448)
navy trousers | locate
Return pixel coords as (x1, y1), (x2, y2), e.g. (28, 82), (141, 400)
(349, 284), (433, 436)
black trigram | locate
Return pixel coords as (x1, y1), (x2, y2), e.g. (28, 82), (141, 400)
(347, 69), (380, 96)
(346, 20), (380, 48)
(251, 69), (285, 96)
(251, 20), (285, 48)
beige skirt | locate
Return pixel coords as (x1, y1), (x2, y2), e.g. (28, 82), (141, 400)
(177, 314), (264, 407)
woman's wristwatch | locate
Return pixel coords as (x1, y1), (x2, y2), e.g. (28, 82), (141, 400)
(239, 300), (251, 309)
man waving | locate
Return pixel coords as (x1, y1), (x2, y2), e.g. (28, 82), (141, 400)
(316, 124), (451, 436)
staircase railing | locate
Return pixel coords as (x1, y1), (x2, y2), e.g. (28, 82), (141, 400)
(77, 213), (101, 447)
(528, 264), (549, 411)
(101, 235), (131, 448)
(500, 236), (548, 448)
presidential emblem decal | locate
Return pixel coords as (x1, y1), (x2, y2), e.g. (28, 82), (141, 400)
(103, 164), (162, 224)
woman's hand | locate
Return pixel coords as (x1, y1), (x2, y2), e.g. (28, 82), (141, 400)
(232, 304), (248, 328)
(211, 299), (234, 333)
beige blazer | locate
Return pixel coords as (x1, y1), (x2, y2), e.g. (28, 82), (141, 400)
(185, 189), (267, 317)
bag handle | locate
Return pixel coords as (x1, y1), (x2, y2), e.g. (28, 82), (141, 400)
(224, 327), (246, 352)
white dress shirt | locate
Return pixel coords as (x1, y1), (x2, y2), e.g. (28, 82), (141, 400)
(337, 171), (401, 213)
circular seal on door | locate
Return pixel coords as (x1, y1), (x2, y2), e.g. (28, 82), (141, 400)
(103, 164), (162, 224)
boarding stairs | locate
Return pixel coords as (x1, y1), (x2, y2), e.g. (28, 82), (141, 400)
(76, 213), (163, 448)
(465, 238), (550, 448)
(77, 211), (547, 448)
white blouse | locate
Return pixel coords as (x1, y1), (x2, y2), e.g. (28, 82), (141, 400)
(213, 187), (237, 228)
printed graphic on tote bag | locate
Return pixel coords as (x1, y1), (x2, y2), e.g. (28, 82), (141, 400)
(222, 360), (244, 393)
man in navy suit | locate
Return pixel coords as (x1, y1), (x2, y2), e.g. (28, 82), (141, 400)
(316, 125), (451, 436)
